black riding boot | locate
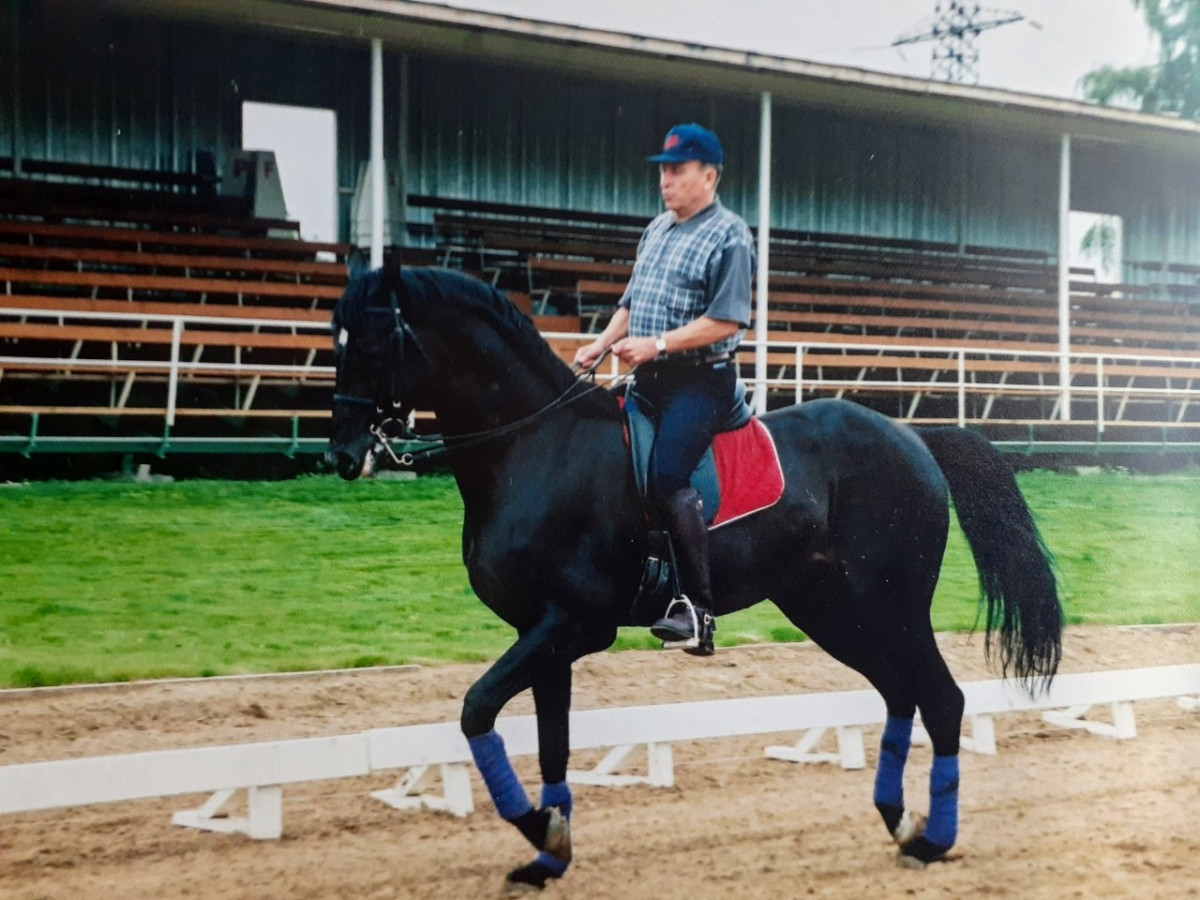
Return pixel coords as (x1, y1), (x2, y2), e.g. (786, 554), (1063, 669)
(650, 487), (716, 656)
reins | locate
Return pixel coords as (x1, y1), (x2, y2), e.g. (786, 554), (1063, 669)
(371, 349), (626, 467)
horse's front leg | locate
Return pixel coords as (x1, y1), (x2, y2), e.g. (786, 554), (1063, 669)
(499, 657), (576, 890)
(461, 604), (611, 889)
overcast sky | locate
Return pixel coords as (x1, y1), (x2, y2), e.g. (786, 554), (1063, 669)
(433, 0), (1158, 101)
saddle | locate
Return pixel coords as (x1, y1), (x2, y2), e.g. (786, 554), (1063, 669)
(624, 380), (784, 528)
(623, 382), (786, 619)
(624, 380), (751, 526)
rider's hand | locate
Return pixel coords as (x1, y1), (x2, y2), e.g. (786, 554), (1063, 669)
(612, 336), (660, 368)
(574, 340), (606, 369)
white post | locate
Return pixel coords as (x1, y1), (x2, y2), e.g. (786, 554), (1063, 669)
(1058, 133), (1072, 420)
(397, 53), (410, 248)
(957, 350), (966, 427)
(166, 318), (183, 427)
(754, 91), (773, 415)
(794, 343), (805, 404)
(370, 38), (385, 269)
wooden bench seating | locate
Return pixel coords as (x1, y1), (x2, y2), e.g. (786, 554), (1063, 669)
(0, 173), (297, 235)
(409, 194), (646, 229)
(441, 228), (639, 266)
(0, 242), (347, 284)
(0, 267), (344, 308)
(527, 257), (633, 281)
(767, 241), (1076, 279)
(572, 274), (1200, 349)
(0, 157), (218, 191)
(0, 320), (328, 353)
(0, 219), (348, 261)
(767, 225), (1055, 265)
(434, 213), (643, 245)
(1, 294), (329, 324)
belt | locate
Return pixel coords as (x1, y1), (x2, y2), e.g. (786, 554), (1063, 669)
(643, 352), (732, 370)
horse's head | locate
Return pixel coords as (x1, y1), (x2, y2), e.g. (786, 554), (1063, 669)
(326, 251), (424, 480)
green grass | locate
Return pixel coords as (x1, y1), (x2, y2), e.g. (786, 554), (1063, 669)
(0, 470), (1197, 687)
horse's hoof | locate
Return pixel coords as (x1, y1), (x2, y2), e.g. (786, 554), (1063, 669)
(504, 864), (549, 893)
(894, 851), (928, 870)
(542, 806), (572, 864)
(504, 860), (561, 893)
(897, 835), (952, 866)
(892, 810), (926, 846)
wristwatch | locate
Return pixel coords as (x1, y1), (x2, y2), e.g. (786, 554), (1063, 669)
(654, 335), (668, 356)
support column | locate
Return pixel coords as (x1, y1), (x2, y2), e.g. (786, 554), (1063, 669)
(370, 38), (385, 268)
(397, 53), (410, 248)
(754, 91), (772, 415)
(10, 2), (22, 175)
(1057, 133), (1072, 420)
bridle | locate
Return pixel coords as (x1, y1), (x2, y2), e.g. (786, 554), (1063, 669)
(332, 286), (425, 450)
(332, 293), (622, 467)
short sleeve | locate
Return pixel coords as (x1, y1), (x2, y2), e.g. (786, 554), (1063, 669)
(703, 225), (754, 327)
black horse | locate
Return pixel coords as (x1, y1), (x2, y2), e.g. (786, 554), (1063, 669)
(326, 259), (1062, 890)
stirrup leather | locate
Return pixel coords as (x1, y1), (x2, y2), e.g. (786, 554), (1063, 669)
(659, 594), (714, 650)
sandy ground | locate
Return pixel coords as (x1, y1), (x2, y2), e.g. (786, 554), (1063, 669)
(0, 624), (1197, 900)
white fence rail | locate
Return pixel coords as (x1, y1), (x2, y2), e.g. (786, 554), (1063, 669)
(551, 331), (1200, 429)
(0, 665), (1195, 840)
(2, 307), (1199, 433)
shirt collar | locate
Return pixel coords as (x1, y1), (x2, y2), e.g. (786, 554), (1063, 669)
(670, 197), (722, 228)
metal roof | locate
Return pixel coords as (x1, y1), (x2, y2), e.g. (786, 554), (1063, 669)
(112, 0), (1200, 153)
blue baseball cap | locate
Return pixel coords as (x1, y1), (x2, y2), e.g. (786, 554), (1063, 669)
(647, 123), (724, 166)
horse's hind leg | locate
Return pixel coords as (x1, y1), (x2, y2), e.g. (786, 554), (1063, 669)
(772, 570), (962, 864)
(772, 577), (918, 833)
(897, 628), (965, 866)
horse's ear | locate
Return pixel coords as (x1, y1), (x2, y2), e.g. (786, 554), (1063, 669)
(383, 246), (404, 280)
(347, 247), (369, 281)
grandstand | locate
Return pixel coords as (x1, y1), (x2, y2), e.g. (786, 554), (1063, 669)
(2, 0), (1199, 463)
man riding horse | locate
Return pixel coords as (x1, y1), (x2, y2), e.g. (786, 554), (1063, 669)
(575, 123), (754, 655)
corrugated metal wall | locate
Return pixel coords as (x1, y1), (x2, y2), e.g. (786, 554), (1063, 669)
(0, 2), (372, 239)
(405, 54), (1071, 251)
(2, 2), (1197, 277)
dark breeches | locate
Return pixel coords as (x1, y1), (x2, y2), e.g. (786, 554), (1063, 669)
(637, 362), (737, 504)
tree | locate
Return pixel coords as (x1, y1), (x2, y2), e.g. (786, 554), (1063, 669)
(1080, 0), (1200, 120)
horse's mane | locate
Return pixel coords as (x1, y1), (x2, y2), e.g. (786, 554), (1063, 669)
(402, 267), (617, 417)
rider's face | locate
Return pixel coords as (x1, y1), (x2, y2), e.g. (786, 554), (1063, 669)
(659, 161), (718, 222)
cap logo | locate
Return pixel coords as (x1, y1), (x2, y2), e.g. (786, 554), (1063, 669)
(664, 134), (681, 150)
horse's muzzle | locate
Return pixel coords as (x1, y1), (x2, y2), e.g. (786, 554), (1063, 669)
(326, 445), (374, 481)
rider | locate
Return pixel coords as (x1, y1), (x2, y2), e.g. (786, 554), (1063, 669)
(574, 123), (754, 655)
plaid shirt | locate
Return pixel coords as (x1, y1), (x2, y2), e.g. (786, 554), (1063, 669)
(619, 199), (754, 357)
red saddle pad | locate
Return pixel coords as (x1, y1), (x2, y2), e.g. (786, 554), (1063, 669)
(710, 418), (786, 528)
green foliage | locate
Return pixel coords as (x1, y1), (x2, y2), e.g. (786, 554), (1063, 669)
(0, 471), (1196, 687)
(1081, 0), (1200, 119)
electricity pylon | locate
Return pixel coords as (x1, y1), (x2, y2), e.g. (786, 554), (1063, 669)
(893, 2), (1033, 85)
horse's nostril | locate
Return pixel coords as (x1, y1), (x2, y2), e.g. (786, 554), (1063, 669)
(331, 450), (363, 481)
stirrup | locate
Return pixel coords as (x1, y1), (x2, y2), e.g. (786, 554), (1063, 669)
(657, 595), (713, 651)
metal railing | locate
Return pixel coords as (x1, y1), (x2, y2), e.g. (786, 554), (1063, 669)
(544, 332), (1200, 433)
(1, 308), (1198, 453)
(0, 306), (333, 426)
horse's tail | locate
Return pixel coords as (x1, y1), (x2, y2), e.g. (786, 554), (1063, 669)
(915, 426), (1063, 692)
